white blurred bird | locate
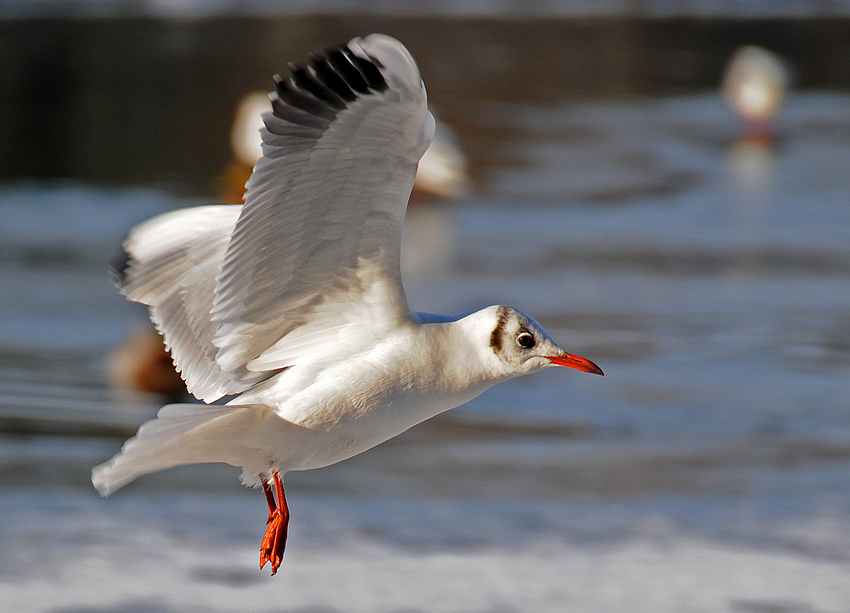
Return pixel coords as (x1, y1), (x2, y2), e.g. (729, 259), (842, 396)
(92, 34), (603, 575)
(722, 45), (789, 139)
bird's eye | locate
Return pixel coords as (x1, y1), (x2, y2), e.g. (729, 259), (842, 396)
(516, 331), (535, 349)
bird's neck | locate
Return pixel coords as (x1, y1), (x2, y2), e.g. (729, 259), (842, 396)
(413, 316), (510, 394)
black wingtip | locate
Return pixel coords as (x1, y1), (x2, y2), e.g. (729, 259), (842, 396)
(290, 64), (347, 111)
(324, 46), (371, 94)
(274, 75), (337, 121)
(309, 53), (358, 103)
(342, 47), (388, 92)
(108, 248), (131, 288)
(269, 39), (390, 130)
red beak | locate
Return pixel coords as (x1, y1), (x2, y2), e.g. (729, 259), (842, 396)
(547, 353), (604, 376)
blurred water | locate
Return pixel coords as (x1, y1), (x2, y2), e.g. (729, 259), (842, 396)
(1, 26), (850, 613)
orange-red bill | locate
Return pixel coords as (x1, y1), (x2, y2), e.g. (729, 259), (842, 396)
(547, 353), (604, 376)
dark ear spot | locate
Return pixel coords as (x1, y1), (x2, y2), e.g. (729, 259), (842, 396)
(489, 306), (509, 354)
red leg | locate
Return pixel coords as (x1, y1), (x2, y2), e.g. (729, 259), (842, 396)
(259, 472), (289, 575)
(262, 478), (277, 517)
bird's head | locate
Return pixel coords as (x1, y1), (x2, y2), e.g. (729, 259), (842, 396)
(466, 305), (603, 380)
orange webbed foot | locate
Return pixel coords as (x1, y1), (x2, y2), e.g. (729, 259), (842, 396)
(259, 472), (289, 575)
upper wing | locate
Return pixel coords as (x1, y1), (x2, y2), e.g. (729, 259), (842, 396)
(115, 35), (433, 402)
(211, 34), (434, 389)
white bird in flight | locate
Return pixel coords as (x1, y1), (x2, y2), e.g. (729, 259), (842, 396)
(92, 33), (603, 575)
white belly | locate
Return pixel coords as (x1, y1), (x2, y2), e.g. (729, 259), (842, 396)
(236, 327), (496, 473)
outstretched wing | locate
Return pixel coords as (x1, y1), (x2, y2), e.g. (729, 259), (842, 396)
(117, 34), (434, 402)
(213, 33), (434, 387)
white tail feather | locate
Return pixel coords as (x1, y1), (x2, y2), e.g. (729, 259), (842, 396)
(91, 403), (266, 496)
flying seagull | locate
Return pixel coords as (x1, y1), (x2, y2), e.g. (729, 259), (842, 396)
(92, 34), (603, 575)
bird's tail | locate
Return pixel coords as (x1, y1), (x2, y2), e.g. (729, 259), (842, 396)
(92, 403), (266, 496)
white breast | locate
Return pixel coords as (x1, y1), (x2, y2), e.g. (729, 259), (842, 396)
(236, 320), (498, 472)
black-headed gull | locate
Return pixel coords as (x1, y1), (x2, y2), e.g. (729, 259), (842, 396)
(92, 34), (603, 575)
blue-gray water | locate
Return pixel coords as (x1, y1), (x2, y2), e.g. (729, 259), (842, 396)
(1, 21), (850, 613)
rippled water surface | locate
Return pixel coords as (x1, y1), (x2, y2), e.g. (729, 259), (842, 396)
(1, 14), (850, 613)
